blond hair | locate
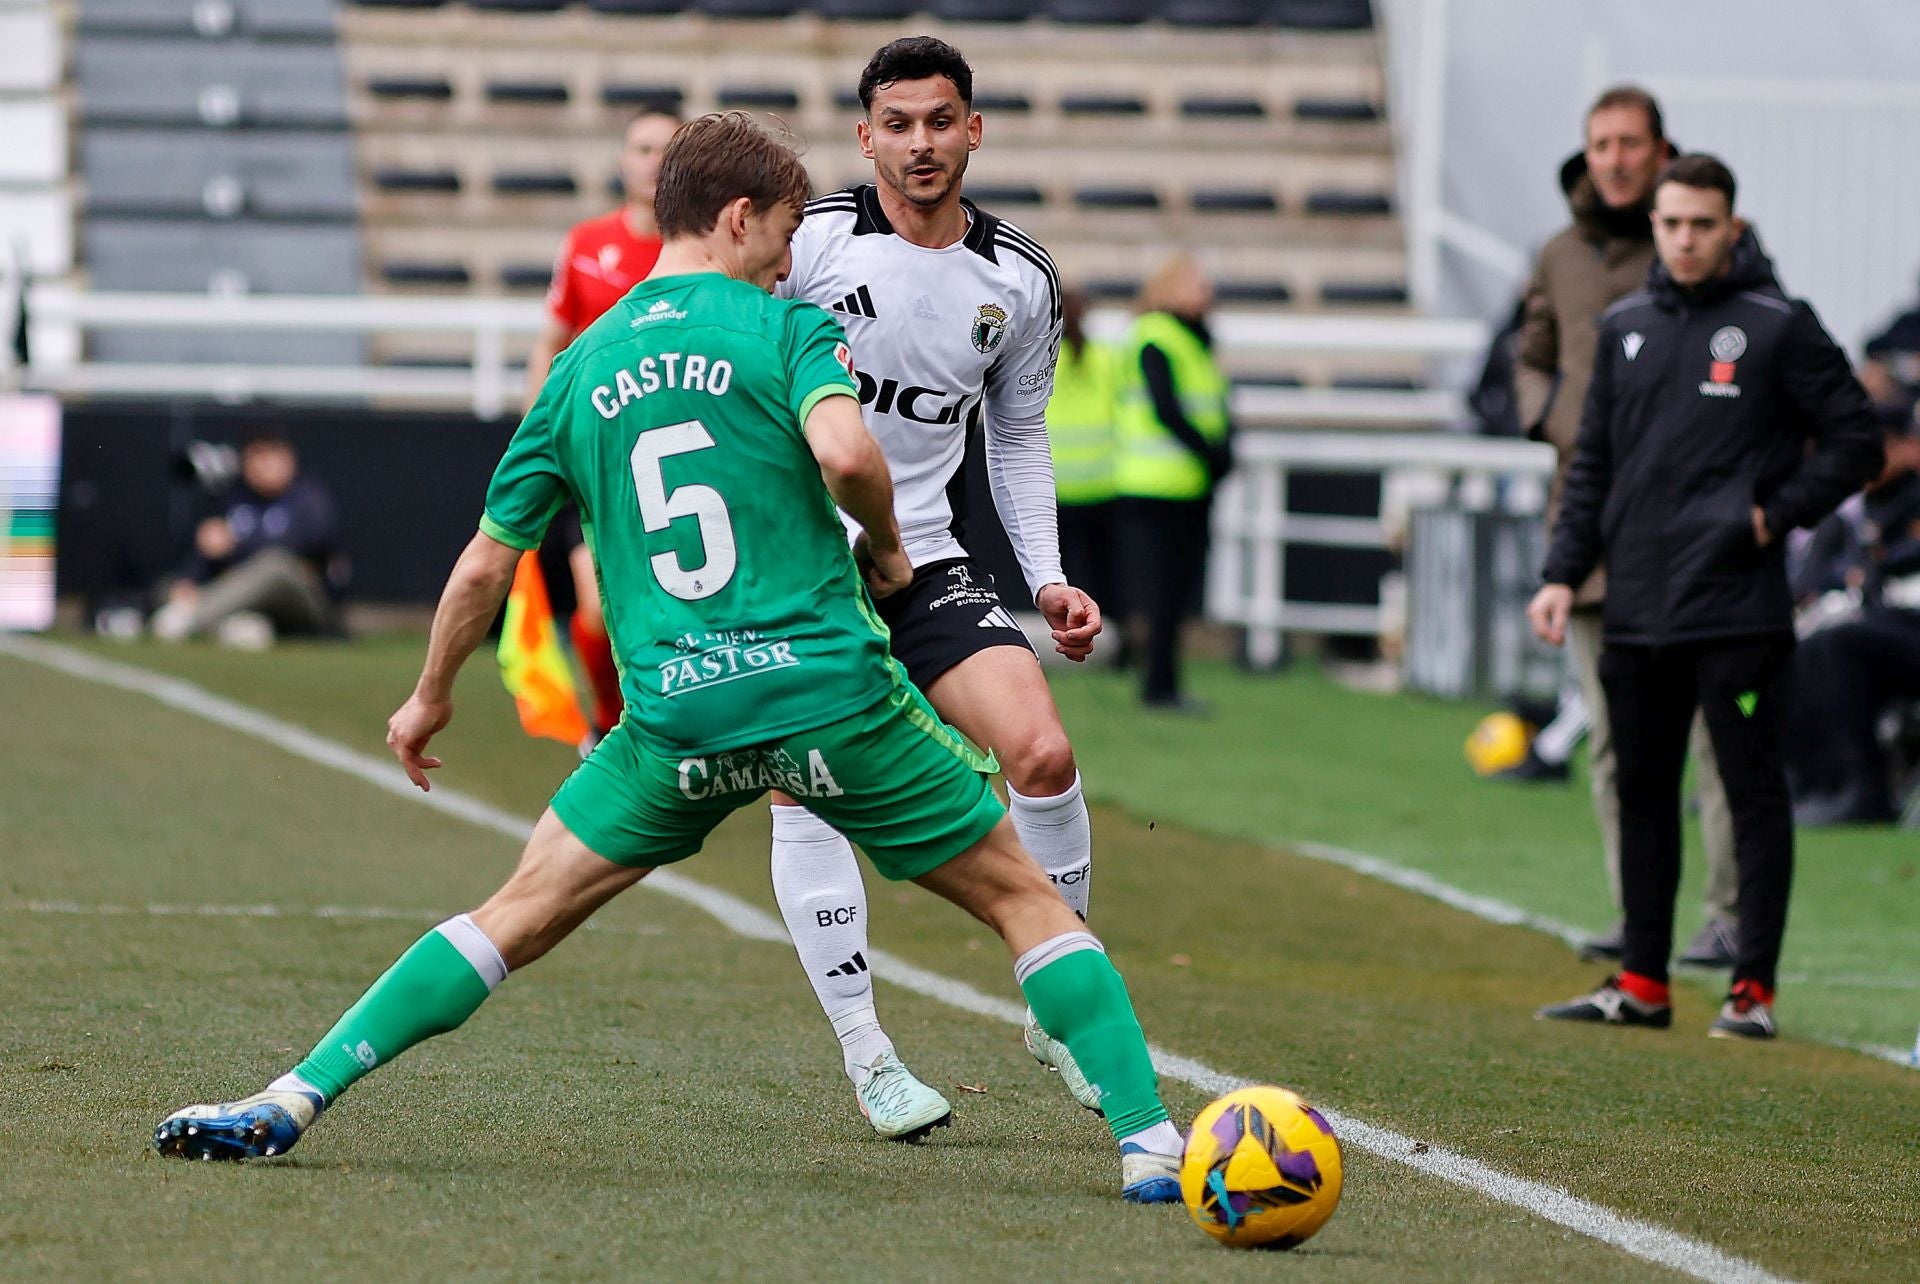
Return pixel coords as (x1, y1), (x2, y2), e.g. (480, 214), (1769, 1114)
(1135, 253), (1202, 315)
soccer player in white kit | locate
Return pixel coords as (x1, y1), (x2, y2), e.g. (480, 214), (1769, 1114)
(769, 36), (1111, 1141)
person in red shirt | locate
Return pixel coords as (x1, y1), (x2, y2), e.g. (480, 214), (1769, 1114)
(524, 106), (680, 738)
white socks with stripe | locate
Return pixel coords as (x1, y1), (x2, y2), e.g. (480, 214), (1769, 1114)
(1008, 772), (1093, 918)
(770, 805), (895, 1085)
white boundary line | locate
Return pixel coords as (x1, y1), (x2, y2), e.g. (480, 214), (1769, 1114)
(0, 636), (1797, 1284)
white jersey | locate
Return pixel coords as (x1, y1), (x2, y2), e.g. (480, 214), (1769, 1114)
(779, 184), (1065, 600)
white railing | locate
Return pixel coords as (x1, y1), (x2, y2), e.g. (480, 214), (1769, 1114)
(1208, 431), (1557, 664)
(14, 286), (1489, 428)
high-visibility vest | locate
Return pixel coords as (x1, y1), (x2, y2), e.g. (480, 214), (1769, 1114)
(1113, 311), (1229, 501)
(1044, 339), (1119, 505)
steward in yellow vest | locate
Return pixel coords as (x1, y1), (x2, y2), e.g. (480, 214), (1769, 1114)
(1045, 288), (1124, 626)
(1112, 255), (1235, 709)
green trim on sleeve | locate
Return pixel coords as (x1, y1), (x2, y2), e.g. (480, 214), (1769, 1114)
(478, 513), (539, 551)
(797, 384), (858, 426)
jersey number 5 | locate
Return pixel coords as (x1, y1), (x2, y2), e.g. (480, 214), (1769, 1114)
(630, 420), (737, 600)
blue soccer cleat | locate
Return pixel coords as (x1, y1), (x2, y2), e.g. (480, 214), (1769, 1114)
(1119, 1141), (1182, 1203)
(153, 1088), (322, 1162)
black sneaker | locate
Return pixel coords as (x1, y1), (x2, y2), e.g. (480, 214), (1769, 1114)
(1708, 980), (1777, 1040)
(1537, 975), (1672, 1027)
(1677, 917), (1738, 969)
(1578, 922), (1626, 962)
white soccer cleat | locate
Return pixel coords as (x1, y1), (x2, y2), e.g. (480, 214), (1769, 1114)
(1119, 1143), (1183, 1203)
(153, 1088), (322, 1161)
(855, 1052), (953, 1142)
(1023, 1008), (1103, 1114)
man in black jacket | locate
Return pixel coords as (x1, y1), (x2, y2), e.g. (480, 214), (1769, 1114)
(1527, 154), (1883, 1040)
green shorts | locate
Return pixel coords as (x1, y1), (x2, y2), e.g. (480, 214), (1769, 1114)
(549, 685), (1006, 881)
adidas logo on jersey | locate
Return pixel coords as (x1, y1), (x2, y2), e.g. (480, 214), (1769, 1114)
(831, 284), (879, 319)
(825, 951), (869, 978)
(977, 606), (1021, 631)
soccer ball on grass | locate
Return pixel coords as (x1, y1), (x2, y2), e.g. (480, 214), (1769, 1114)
(1179, 1084), (1343, 1249)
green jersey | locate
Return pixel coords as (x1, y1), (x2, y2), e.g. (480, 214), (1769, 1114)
(480, 271), (892, 756)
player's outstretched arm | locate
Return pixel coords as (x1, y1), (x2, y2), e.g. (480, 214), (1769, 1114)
(388, 531), (522, 790)
(803, 393), (912, 597)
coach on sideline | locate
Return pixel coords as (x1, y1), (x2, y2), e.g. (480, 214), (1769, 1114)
(1529, 154), (1882, 1040)
(1514, 87), (1741, 971)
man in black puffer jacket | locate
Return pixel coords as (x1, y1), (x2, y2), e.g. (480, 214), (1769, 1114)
(1528, 154), (1883, 1041)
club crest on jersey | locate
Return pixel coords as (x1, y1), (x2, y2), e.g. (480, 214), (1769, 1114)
(971, 303), (1010, 354)
(1702, 325), (1747, 396)
(834, 341), (856, 379)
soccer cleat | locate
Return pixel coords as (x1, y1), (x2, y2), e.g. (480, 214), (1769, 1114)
(1708, 980), (1778, 1040)
(1678, 917), (1739, 969)
(1118, 1142), (1182, 1204)
(1023, 1008), (1103, 1114)
(1536, 975), (1672, 1028)
(153, 1088), (322, 1161)
(855, 1052), (952, 1142)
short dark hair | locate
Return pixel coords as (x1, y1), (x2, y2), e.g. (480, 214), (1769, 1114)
(653, 113), (812, 239)
(1587, 85), (1665, 143)
(1655, 152), (1737, 210)
(857, 36), (972, 112)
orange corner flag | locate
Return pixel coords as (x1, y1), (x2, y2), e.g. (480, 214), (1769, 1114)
(498, 551), (590, 746)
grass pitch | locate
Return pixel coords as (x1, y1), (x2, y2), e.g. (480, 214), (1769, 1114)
(1, 637), (1916, 1283)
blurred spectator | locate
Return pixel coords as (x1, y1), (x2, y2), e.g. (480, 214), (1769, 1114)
(1531, 154), (1884, 1038)
(522, 105), (681, 738)
(1114, 254), (1233, 710)
(1786, 424), (1920, 825)
(150, 433), (342, 648)
(1511, 85), (1738, 969)
(1045, 287), (1123, 649)
(1860, 281), (1920, 415)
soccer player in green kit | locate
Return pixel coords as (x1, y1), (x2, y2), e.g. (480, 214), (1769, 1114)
(152, 114), (1186, 1203)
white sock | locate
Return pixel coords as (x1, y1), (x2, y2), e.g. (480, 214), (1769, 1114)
(1008, 773), (1092, 918)
(267, 1071), (325, 1106)
(1012, 929), (1103, 986)
(1119, 1120), (1184, 1156)
(770, 804), (894, 1086)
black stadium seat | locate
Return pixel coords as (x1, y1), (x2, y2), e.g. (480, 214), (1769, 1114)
(716, 85), (802, 110)
(486, 80), (569, 104)
(1045, 0), (1155, 22)
(500, 263), (555, 290)
(493, 169), (578, 195)
(1319, 280), (1408, 305)
(349, 0), (448, 8)
(1074, 186), (1160, 210)
(974, 92), (1033, 114)
(1294, 96), (1380, 122)
(1164, 0), (1263, 26)
(1084, 277), (1141, 301)
(927, 0), (1032, 22)
(1265, 0), (1373, 29)
(372, 166), (460, 192)
(601, 83), (686, 111)
(1191, 187), (1279, 213)
(1180, 95), (1265, 119)
(467, 0), (568, 10)
(382, 260), (471, 286)
(1060, 93), (1146, 116)
(813, 0), (918, 17)
(967, 183), (1046, 207)
(697, 0), (802, 15)
(1305, 189), (1392, 216)
(587, 0), (691, 13)
(1215, 278), (1293, 304)
(367, 77), (454, 101)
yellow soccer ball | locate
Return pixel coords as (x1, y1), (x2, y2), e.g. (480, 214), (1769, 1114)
(1464, 711), (1533, 776)
(1179, 1085), (1343, 1249)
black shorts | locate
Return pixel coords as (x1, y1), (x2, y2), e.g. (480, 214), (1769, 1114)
(875, 558), (1034, 691)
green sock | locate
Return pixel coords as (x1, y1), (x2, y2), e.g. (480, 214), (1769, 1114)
(1019, 943), (1169, 1141)
(292, 917), (505, 1103)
